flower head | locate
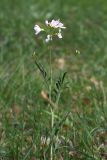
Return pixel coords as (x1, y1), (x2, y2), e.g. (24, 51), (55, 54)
(34, 25), (44, 35)
(34, 19), (66, 42)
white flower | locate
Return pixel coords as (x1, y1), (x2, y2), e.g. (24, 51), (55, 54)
(45, 34), (52, 42)
(34, 25), (44, 35)
(49, 20), (66, 29)
(57, 32), (62, 38)
(45, 20), (49, 26)
(57, 29), (62, 38)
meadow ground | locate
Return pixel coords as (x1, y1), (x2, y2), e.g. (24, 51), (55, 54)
(0, 0), (107, 159)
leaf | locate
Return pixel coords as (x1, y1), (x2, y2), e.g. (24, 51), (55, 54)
(61, 72), (67, 84)
(33, 54), (49, 88)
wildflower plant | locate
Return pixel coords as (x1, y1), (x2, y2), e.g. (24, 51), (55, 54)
(34, 19), (67, 160)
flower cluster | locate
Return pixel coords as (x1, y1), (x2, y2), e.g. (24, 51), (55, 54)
(34, 19), (66, 42)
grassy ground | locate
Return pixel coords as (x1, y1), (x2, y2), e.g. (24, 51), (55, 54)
(0, 0), (107, 159)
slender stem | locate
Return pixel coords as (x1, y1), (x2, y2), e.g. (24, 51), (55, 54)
(49, 45), (54, 160)
(50, 107), (54, 160)
(49, 46), (52, 102)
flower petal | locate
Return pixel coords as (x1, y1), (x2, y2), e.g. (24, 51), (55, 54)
(34, 25), (44, 35)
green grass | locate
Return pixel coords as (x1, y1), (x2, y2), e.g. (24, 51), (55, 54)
(0, 0), (107, 159)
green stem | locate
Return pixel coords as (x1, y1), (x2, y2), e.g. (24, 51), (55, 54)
(49, 46), (52, 101)
(49, 46), (54, 160)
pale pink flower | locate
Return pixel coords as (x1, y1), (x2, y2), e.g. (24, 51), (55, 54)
(45, 19), (66, 29)
(50, 20), (66, 29)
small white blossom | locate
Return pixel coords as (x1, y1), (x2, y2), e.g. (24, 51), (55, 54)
(57, 29), (62, 38)
(34, 25), (44, 35)
(57, 32), (62, 38)
(45, 20), (49, 26)
(45, 34), (52, 42)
